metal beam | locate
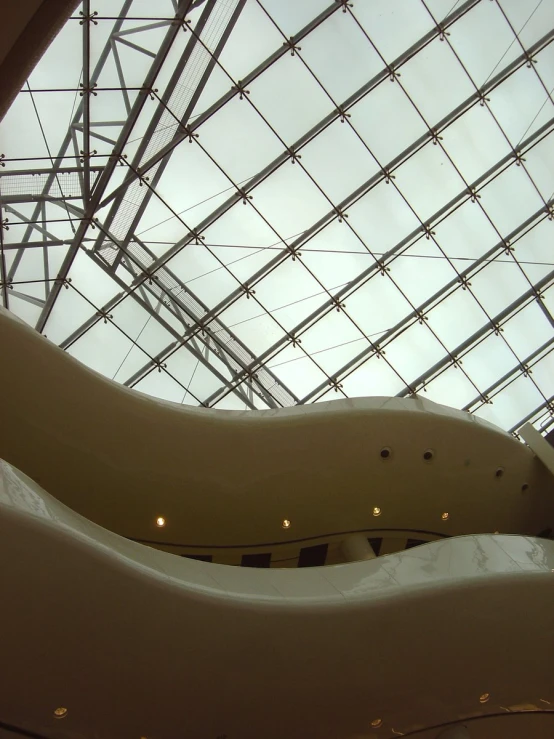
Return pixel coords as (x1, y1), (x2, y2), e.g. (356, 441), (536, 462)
(91, 0), (222, 268)
(519, 422), (554, 478)
(45, 218), (297, 408)
(97, 0), (349, 211)
(397, 269), (554, 396)
(144, 0), (485, 277)
(34, 0), (195, 333)
(294, 200), (554, 404)
(6, 0), (135, 283)
(193, 28), (554, 322)
(205, 122), (554, 408)
(463, 338), (554, 412)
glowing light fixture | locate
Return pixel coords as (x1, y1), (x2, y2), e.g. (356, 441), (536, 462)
(373, 507), (381, 517)
(371, 718), (383, 728)
(53, 707), (68, 719)
(479, 693), (490, 703)
(282, 519), (291, 529)
(441, 512), (449, 520)
(155, 516), (166, 527)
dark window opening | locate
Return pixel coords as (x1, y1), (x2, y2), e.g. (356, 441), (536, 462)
(406, 539), (426, 549)
(241, 552), (272, 568)
(298, 543), (328, 567)
(367, 537), (382, 556)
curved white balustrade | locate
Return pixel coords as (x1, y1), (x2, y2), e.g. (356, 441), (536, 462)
(1, 306), (553, 553)
(1, 459), (554, 738)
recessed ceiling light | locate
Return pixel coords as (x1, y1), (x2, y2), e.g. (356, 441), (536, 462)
(373, 507), (381, 516)
(479, 693), (490, 703)
(155, 516), (166, 527)
(371, 718), (382, 728)
(53, 707), (68, 719)
(423, 449), (434, 461)
(441, 512), (449, 520)
(282, 519), (291, 529)
(380, 447), (391, 459)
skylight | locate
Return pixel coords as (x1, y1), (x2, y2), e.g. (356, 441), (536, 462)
(0, 0), (553, 435)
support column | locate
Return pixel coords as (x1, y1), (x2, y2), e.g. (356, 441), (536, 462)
(340, 534), (376, 563)
(520, 422), (554, 477)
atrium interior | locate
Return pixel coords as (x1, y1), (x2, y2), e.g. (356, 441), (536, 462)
(0, 1), (554, 738)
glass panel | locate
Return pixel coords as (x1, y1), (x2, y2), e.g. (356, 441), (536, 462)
(384, 322), (446, 383)
(67, 319), (137, 380)
(487, 63), (550, 146)
(347, 179), (421, 254)
(110, 295), (160, 346)
(299, 308), (364, 377)
(460, 332), (519, 396)
(501, 300), (553, 359)
(299, 219), (376, 289)
(448, 0), (520, 87)
(249, 52), (333, 144)
(189, 59), (236, 121)
(200, 202), (291, 284)
(300, 9), (384, 103)
(498, 0), (554, 50)
(351, 0), (434, 64)
(393, 142), (468, 225)
(0, 93), (51, 160)
(271, 353), (330, 399)
(340, 354), (406, 397)
(475, 373), (545, 431)
(397, 36), (475, 126)
(299, 117), (380, 204)
(43, 287), (99, 345)
(182, 358), (224, 405)
(252, 258), (328, 331)
(197, 95), (284, 185)
(522, 132), (554, 203)
(174, 257), (239, 309)
(213, 393), (252, 411)
(442, 103), (512, 184)
(217, 1), (285, 83)
(513, 218), (554, 285)
(134, 366), (193, 404)
(427, 287), (488, 352)
(218, 295), (287, 356)
(130, 313), (178, 359)
(154, 136), (240, 227)
(5, 295), (41, 327)
(392, 242), (458, 308)
(259, 0), (331, 38)
(6, 241), (68, 288)
(162, 242), (242, 316)
(252, 160), (332, 235)
(528, 351), (554, 397)
(478, 162), (545, 236)
(424, 364), (478, 408)
(351, 76), (428, 165)
(343, 275), (412, 339)
(470, 258), (531, 318)
(67, 250), (123, 308)
(433, 198), (501, 262)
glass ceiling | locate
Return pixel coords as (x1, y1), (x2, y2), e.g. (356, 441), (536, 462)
(1, 0), (553, 436)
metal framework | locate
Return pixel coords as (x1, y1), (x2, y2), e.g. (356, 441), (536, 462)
(0, 0), (553, 433)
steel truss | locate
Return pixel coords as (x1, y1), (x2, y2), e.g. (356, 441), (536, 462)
(1, 0), (553, 430)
